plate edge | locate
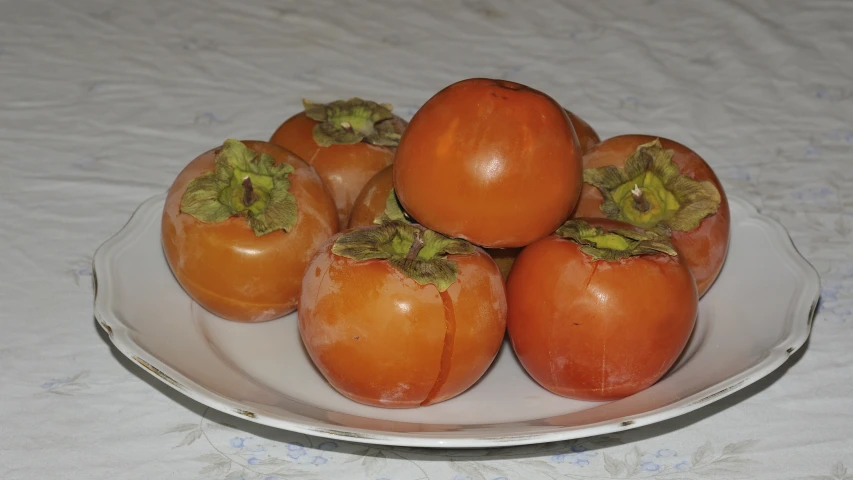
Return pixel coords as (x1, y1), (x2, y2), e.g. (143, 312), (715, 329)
(90, 193), (822, 448)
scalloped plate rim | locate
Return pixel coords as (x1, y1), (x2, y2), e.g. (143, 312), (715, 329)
(92, 192), (820, 448)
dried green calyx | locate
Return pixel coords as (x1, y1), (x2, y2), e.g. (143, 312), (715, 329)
(180, 139), (297, 236)
(332, 221), (475, 291)
(556, 219), (677, 261)
(374, 188), (414, 225)
(582, 139), (721, 233)
(303, 98), (403, 147)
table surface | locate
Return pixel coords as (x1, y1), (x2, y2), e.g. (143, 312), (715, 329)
(2, 0), (852, 479)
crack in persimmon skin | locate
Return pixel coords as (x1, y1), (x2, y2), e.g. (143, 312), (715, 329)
(584, 261), (600, 290)
(586, 261), (607, 396)
(550, 258), (601, 394)
(420, 289), (457, 406)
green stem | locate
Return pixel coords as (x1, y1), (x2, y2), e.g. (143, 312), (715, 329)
(241, 177), (257, 207)
(332, 221), (474, 291)
(179, 139), (298, 236)
(631, 184), (650, 212)
(303, 98), (403, 147)
(555, 219), (677, 261)
(582, 139), (721, 232)
(407, 229), (425, 260)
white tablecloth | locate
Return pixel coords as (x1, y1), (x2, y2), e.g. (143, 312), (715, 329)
(2, 0), (852, 478)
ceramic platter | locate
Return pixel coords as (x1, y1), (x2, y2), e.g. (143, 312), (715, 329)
(92, 193), (820, 448)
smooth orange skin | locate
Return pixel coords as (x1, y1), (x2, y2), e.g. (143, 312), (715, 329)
(299, 235), (507, 408)
(575, 135), (730, 297)
(565, 109), (601, 154)
(270, 112), (406, 227)
(347, 165), (393, 229)
(506, 218), (698, 401)
(394, 78), (583, 248)
(161, 141), (339, 323)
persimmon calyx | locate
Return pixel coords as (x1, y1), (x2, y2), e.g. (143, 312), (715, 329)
(332, 221), (475, 292)
(303, 98), (403, 147)
(179, 139), (297, 236)
(556, 219), (677, 261)
(582, 139), (721, 232)
(375, 188), (414, 225)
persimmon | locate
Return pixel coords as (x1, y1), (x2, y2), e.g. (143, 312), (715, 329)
(347, 165), (393, 229)
(269, 98), (407, 226)
(449, 107), (594, 279)
(161, 139), (338, 322)
(444, 105), (602, 274)
(299, 221), (507, 408)
(507, 219), (698, 401)
(393, 78), (583, 248)
(565, 109), (601, 154)
(576, 136), (730, 296)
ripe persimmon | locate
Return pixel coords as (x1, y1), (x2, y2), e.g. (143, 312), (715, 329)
(270, 98), (407, 226)
(507, 218), (698, 400)
(161, 139), (338, 322)
(299, 221), (506, 408)
(575, 135), (730, 296)
(393, 78), (583, 248)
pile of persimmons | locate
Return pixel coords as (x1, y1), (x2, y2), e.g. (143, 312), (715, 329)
(161, 78), (730, 408)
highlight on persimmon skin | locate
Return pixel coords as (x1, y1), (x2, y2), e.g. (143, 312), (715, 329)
(298, 223), (507, 408)
(393, 78), (583, 248)
(478, 109), (599, 279)
(506, 218), (698, 401)
(575, 135), (730, 297)
(161, 140), (338, 323)
(269, 98), (407, 227)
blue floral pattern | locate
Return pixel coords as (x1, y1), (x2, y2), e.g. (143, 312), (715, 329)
(159, 410), (766, 479)
(165, 414), (349, 480)
(39, 371), (89, 396)
(552, 444), (598, 467)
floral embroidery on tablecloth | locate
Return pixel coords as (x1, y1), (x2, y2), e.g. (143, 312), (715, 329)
(163, 409), (763, 480)
(39, 371), (89, 396)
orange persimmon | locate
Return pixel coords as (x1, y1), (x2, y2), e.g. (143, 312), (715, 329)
(161, 139), (338, 322)
(299, 222), (507, 408)
(575, 135), (730, 296)
(270, 98), (407, 226)
(393, 78), (583, 248)
(507, 218), (698, 400)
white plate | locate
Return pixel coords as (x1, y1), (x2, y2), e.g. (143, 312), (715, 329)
(93, 193), (820, 448)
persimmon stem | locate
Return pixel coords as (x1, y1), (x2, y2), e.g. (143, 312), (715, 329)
(631, 184), (650, 212)
(407, 229), (425, 260)
(242, 177), (258, 207)
(340, 121), (353, 132)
